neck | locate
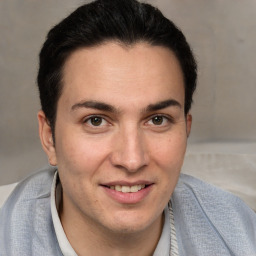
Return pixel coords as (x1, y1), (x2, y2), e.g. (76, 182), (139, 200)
(59, 197), (164, 256)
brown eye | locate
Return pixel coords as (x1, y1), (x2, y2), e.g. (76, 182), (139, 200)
(152, 116), (164, 125)
(91, 116), (102, 126)
(90, 116), (103, 126)
(83, 115), (110, 133)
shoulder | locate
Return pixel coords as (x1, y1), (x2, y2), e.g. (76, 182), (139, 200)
(175, 173), (255, 213)
(2, 165), (56, 205)
(171, 174), (256, 255)
(0, 166), (60, 255)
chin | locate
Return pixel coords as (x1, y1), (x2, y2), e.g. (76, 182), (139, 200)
(104, 210), (160, 235)
(107, 222), (149, 235)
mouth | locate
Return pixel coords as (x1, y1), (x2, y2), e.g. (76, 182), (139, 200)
(100, 182), (154, 204)
(100, 180), (156, 205)
(103, 184), (150, 193)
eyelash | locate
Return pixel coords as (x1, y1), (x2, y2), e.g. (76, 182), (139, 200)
(83, 114), (174, 127)
(146, 114), (174, 126)
(83, 115), (109, 127)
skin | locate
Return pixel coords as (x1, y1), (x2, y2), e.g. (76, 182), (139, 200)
(38, 42), (192, 256)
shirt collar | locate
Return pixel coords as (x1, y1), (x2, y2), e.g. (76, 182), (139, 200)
(51, 171), (78, 256)
(153, 205), (171, 256)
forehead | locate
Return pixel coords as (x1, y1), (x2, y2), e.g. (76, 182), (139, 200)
(60, 42), (185, 110)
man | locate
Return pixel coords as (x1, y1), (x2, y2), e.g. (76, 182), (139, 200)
(0, 0), (255, 255)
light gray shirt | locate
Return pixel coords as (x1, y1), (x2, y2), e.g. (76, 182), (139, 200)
(1, 166), (255, 255)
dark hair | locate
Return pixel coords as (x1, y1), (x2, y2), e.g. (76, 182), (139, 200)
(37, 0), (197, 133)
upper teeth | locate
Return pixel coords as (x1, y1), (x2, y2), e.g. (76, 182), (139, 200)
(110, 184), (146, 193)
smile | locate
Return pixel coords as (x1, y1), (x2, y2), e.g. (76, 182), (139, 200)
(102, 183), (153, 204)
(109, 184), (146, 193)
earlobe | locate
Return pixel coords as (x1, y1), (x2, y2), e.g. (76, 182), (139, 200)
(37, 110), (57, 166)
(186, 114), (192, 137)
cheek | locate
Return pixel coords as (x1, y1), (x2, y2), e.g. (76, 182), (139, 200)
(149, 130), (187, 199)
(151, 130), (187, 168)
(55, 131), (111, 177)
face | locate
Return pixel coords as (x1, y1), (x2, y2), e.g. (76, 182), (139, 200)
(39, 42), (191, 236)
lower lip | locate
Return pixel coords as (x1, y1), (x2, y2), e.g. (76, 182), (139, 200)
(101, 185), (153, 204)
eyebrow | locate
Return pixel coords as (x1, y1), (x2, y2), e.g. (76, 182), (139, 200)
(71, 100), (116, 112)
(145, 99), (182, 112)
(71, 99), (181, 113)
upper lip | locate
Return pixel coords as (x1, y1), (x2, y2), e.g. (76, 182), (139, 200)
(101, 180), (154, 187)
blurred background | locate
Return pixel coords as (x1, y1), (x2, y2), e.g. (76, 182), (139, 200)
(0, 0), (256, 201)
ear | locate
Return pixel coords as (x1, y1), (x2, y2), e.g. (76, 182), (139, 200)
(186, 113), (192, 137)
(38, 110), (57, 166)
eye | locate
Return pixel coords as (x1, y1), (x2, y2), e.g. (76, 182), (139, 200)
(146, 115), (173, 126)
(152, 116), (165, 125)
(84, 116), (108, 127)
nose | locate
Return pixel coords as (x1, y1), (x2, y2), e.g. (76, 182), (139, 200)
(110, 127), (149, 172)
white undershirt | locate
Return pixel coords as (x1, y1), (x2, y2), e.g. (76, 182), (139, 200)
(50, 171), (177, 256)
(51, 172), (77, 256)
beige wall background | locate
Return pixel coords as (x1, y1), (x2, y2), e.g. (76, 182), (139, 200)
(0, 0), (256, 185)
